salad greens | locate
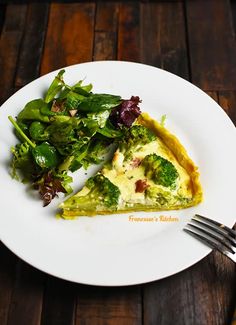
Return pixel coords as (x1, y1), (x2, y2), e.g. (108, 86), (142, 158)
(9, 70), (141, 206)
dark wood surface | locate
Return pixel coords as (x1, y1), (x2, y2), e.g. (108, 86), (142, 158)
(0, 1), (236, 324)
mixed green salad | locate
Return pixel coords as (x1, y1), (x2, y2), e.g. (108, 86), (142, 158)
(9, 70), (142, 206)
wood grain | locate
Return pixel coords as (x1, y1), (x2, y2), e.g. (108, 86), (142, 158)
(0, 6), (28, 322)
(143, 251), (236, 325)
(0, 4), (6, 34)
(0, 4), (27, 103)
(118, 2), (140, 62)
(40, 2), (95, 75)
(94, 31), (117, 60)
(75, 285), (142, 325)
(1, 4), (49, 324)
(205, 91), (218, 103)
(94, 2), (119, 60)
(7, 262), (45, 325)
(231, 0), (236, 38)
(0, 244), (17, 325)
(41, 277), (76, 325)
(218, 90), (236, 125)
(15, 3), (49, 87)
(95, 1), (119, 32)
(140, 1), (188, 79)
(186, 0), (236, 90)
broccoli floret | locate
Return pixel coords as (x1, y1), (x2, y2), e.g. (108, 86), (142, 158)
(65, 174), (121, 211)
(145, 186), (192, 207)
(145, 186), (172, 206)
(142, 154), (179, 188)
(119, 125), (156, 159)
(126, 125), (156, 146)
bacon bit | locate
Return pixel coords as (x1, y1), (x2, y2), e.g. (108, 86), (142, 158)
(135, 179), (149, 193)
(51, 99), (65, 112)
(69, 109), (77, 117)
(131, 157), (142, 168)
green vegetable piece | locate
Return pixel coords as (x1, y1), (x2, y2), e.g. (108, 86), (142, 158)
(87, 110), (110, 128)
(50, 115), (71, 123)
(17, 121), (28, 134)
(57, 87), (70, 100)
(58, 156), (75, 172)
(119, 125), (156, 159)
(142, 154), (179, 188)
(29, 121), (49, 141)
(64, 91), (84, 110)
(40, 100), (63, 116)
(10, 142), (36, 182)
(145, 186), (173, 206)
(17, 99), (50, 123)
(32, 142), (59, 169)
(78, 94), (121, 112)
(86, 138), (110, 164)
(160, 114), (167, 126)
(46, 119), (78, 145)
(97, 120), (124, 138)
(81, 119), (99, 137)
(8, 116), (36, 148)
(69, 138), (111, 172)
(73, 82), (92, 96)
(44, 69), (65, 103)
(54, 171), (73, 195)
(63, 174), (121, 211)
(14, 121), (29, 142)
(126, 125), (156, 145)
(69, 144), (89, 172)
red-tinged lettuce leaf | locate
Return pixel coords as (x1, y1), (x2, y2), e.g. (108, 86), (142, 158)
(33, 171), (72, 206)
(109, 96), (141, 128)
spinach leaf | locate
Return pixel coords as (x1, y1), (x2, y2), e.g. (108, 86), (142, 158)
(64, 91), (84, 110)
(50, 115), (71, 123)
(14, 121), (30, 142)
(87, 110), (110, 128)
(29, 121), (49, 141)
(97, 120), (124, 138)
(80, 119), (99, 137)
(73, 82), (92, 96)
(78, 94), (121, 112)
(46, 119), (79, 145)
(83, 138), (111, 165)
(69, 144), (90, 172)
(17, 99), (50, 123)
(44, 69), (65, 103)
(32, 142), (59, 169)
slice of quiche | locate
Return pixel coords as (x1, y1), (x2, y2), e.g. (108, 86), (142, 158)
(59, 113), (203, 218)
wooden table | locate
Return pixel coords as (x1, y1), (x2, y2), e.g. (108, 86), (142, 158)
(0, 1), (236, 324)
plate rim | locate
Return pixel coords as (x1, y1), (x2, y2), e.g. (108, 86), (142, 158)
(0, 60), (235, 286)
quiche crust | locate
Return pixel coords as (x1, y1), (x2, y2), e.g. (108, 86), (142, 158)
(137, 113), (203, 207)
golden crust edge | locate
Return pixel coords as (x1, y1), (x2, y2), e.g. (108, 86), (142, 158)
(61, 203), (196, 218)
(137, 112), (203, 206)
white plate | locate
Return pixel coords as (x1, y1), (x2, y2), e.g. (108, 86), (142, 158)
(0, 61), (235, 286)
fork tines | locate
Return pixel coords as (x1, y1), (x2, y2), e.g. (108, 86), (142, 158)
(184, 214), (236, 257)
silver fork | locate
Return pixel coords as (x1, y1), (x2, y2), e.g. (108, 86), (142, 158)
(184, 214), (236, 262)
